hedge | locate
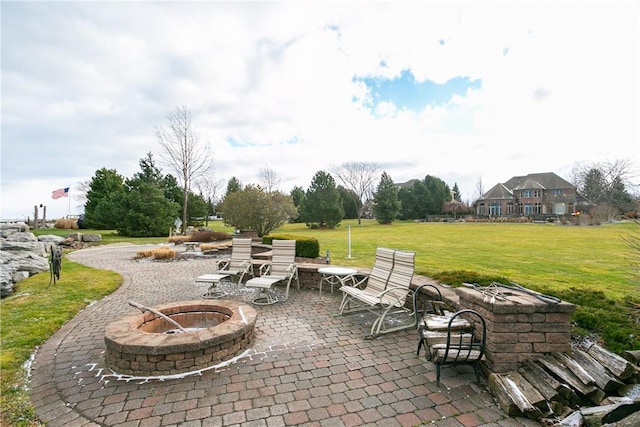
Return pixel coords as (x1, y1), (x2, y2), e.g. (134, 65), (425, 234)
(263, 234), (320, 258)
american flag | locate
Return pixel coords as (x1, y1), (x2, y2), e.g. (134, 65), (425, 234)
(52, 187), (70, 200)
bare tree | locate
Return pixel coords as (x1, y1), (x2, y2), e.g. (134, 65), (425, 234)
(155, 106), (212, 232)
(330, 161), (380, 225)
(571, 159), (638, 196)
(196, 173), (224, 226)
(474, 176), (485, 203)
(74, 179), (90, 213)
(259, 165), (281, 193)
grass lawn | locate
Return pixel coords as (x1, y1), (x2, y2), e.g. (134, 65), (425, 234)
(275, 220), (639, 301)
(2, 219), (638, 425)
(0, 256), (122, 426)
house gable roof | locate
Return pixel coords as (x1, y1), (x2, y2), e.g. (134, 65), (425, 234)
(479, 172), (577, 201)
(481, 183), (515, 200)
(503, 172), (575, 190)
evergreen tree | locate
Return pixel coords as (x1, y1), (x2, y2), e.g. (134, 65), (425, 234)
(337, 186), (361, 219)
(582, 168), (608, 205)
(290, 186), (305, 222)
(373, 171), (401, 224)
(225, 177), (243, 196)
(300, 171), (344, 228)
(424, 175), (451, 215)
(84, 168), (126, 229)
(117, 154), (180, 237)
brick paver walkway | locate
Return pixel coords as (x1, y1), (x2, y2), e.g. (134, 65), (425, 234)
(30, 244), (542, 427)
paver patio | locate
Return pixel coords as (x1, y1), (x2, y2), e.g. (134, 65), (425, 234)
(30, 244), (542, 427)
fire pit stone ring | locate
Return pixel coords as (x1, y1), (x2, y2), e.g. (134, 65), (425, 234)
(104, 299), (257, 376)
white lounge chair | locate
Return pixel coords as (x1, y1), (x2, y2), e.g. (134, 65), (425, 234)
(196, 238), (254, 298)
(245, 239), (299, 305)
(339, 248), (418, 337)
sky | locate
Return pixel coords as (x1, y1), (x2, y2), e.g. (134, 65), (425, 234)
(2, 0), (639, 220)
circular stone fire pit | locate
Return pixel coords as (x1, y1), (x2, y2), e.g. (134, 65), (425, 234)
(104, 300), (257, 376)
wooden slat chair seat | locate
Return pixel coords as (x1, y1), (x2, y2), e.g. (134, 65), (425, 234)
(425, 309), (487, 386)
(417, 312), (473, 357)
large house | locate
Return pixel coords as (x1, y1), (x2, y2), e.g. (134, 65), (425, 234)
(476, 172), (587, 217)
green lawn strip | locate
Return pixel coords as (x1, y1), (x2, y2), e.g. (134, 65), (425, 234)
(277, 220), (637, 300)
(0, 256), (121, 427)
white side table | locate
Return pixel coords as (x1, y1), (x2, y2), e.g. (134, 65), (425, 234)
(318, 267), (357, 295)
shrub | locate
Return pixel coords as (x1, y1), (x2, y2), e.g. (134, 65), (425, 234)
(135, 247), (176, 260)
(200, 242), (232, 252)
(190, 230), (231, 243)
(54, 218), (79, 229)
(263, 234), (320, 258)
(168, 235), (192, 244)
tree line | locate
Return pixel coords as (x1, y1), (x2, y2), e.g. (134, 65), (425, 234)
(81, 106), (638, 237)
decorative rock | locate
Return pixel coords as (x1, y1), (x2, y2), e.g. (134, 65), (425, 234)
(0, 222), (29, 237)
(1, 240), (46, 255)
(67, 232), (82, 241)
(1, 228), (51, 298)
(6, 231), (38, 242)
(12, 271), (29, 282)
(81, 234), (102, 242)
(38, 234), (66, 244)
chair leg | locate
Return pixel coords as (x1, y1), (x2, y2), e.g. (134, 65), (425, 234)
(338, 294), (350, 314)
(252, 288), (277, 305)
(473, 362), (481, 383)
(417, 338), (424, 355)
(435, 363), (441, 386)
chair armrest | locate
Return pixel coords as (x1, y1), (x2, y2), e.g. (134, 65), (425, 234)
(286, 264), (298, 276)
(338, 274), (367, 288)
(215, 259), (230, 271)
(259, 263), (272, 276)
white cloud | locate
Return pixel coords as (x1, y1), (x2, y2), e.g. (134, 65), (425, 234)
(1, 1), (638, 220)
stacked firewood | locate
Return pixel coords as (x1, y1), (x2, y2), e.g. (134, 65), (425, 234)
(488, 343), (640, 426)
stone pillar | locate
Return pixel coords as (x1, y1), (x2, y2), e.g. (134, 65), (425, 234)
(454, 286), (576, 373)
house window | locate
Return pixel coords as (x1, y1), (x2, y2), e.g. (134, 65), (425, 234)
(523, 203), (533, 215)
(489, 203), (502, 216)
(533, 190), (541, 198)
(553, 189), (562, 196)
(521, 190), (532, 198)
(506, 203), (514, 214)
(478, 203), (485, 215)
(534, 203), (541, 214)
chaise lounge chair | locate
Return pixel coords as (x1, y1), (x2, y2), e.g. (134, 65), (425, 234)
(245, 239), (299, 305)
(196, 237), (254, 298)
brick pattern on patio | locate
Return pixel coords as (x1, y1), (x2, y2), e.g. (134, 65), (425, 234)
(30, 245), (542, 426)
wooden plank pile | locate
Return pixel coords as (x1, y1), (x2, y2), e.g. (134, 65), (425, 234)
(488, 342), (640, 426)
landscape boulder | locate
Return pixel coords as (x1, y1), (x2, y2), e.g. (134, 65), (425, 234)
(0, 223), (51, 298)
